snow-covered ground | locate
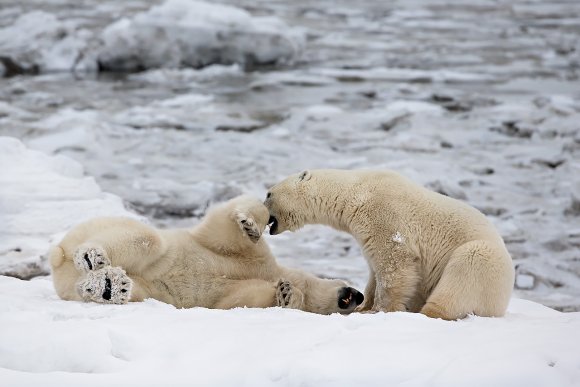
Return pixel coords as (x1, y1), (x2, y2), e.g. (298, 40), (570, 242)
(1, 0), (580, 384)
(1, 275), (579, 386)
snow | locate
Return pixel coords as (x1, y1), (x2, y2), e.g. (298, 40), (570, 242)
(392, 232), (404, 244)
(516, 273), (535, 290)
(0, 137), (138, 279)
(0, 1), (579, 383)
(0, 11), (96, 74)
(0, 275), (579, 386)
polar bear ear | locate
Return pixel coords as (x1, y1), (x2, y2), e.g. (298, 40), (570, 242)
(298, 170), (312, 182)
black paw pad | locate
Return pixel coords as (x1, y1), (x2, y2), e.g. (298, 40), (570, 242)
(102, 278), (112, 301)
(84, 253), (93, 270)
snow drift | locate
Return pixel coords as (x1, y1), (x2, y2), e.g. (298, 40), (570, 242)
(0, 137), (137, 278)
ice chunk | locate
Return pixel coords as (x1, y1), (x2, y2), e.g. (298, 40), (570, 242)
(0, 11), (96, 74)
(97, 0), (305, 71)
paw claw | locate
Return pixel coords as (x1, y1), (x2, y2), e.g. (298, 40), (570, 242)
(276, 280), (293, 307)
(235, 212), (261, 243)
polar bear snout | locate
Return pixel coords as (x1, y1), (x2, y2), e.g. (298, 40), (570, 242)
(338, 287), (364, 311)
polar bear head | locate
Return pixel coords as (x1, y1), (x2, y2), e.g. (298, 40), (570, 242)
(264, 170), (315, 235)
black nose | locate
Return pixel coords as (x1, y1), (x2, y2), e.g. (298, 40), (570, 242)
(338, 287), (364, 309)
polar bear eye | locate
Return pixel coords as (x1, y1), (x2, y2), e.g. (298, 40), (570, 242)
(266, 192), (272, 199)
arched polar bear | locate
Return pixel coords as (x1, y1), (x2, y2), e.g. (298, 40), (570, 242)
(265, 169), (515, 320)
(50, 195), (363, 314)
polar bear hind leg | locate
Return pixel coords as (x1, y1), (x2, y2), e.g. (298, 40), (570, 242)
(275, 279), (305, 309)
(421, 240), (514, 320)
(214, 279), (278, 309)
(76, 266), (133, 304)
(213, 279), (306, 310)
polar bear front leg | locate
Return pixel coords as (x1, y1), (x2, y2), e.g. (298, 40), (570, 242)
(371, 250), (420, 313)
(356, 269), (376, 312)
(276, 280), (305, 309)
(76, 266), (133, 304)
(235, 211), (262, 243)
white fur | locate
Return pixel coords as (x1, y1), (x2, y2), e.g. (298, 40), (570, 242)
(50, 195), (362, 314)
(265, 169), (515, 320)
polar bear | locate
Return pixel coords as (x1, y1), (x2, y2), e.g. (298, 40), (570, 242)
(50, 195), (364, 314)
(264, 169), (515, 320)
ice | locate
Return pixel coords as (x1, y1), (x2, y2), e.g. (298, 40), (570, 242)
(0, 275), (579, 385)
(98, 0), (305, 71)
(128, 64), (244, 85)
(516, 273), (535, 290)
(0, 1), (304, 75)
(0, 11), (96, 74)
(310, 67), (497, 84)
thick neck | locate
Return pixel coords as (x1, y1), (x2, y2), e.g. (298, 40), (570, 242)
(304, 180), (358, 234)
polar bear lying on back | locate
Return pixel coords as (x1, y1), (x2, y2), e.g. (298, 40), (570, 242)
(265, 169), (515, 320)
(50, 195), (363, 314)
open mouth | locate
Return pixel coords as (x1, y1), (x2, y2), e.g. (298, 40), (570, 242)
(268, 215), (278, 235)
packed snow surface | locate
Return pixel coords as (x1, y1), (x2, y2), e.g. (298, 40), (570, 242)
(1, 276), (579, 386)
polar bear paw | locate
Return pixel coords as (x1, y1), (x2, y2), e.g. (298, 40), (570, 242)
(276, 280), (304, 309)
(74, 246), (111, 272)
(235, 212), (261, 243)
(77, 266), (132, 304)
